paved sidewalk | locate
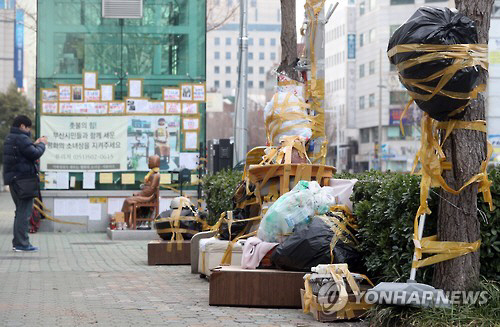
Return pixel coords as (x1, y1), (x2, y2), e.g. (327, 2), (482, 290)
(0, 192), (368, 327)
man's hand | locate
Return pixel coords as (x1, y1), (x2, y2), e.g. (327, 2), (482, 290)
(35, 136), (48, 145)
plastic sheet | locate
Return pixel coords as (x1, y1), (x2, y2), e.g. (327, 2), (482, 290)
(257, 180), (336, 243)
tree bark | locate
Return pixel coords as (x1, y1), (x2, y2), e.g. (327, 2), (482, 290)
(278, 0), (300, 81)
(433, 0), (494, 292)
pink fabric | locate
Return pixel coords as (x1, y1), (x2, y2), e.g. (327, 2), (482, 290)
(241, 237), (278, 269)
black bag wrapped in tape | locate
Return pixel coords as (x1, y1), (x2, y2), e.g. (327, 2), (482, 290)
(388, 7), (482, 121)
(154, 206), (202, 241)
(217, 208), (250, 241)
(271, 217), (362, 272)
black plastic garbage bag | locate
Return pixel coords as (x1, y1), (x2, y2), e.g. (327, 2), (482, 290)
(388, 7), (482, 121)
(154, 207), (202, 241)
(271, 217), (362, 272)
(217, 208), (250, 241)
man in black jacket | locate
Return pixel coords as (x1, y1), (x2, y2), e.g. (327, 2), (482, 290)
(3, 115), (47, 252)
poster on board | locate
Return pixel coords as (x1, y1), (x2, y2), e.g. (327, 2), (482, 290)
(126, 116), (181, 171)
(40, 116), (128, 171)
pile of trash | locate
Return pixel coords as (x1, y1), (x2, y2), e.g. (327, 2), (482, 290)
(239, 180), (362, 272)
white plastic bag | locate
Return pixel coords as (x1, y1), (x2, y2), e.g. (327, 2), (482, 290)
(257, 181), (337, 243)
(264, 92), (312, 145)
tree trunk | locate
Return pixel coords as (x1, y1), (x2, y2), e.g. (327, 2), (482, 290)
(433, 0), (494, 292)
(278, 0), (300, 81)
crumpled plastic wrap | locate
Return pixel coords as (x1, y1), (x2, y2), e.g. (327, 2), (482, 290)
(257, 180), (336, 243)
(264, 92), (312, 145)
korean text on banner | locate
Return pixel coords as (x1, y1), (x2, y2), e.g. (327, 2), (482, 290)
(40, 116), (128, 171)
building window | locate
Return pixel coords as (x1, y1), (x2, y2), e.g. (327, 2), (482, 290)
(214, 37), (220, 45)
(225, 80), (231, 88)
(369, 93), (375, 107)
(214, 66), (220, 74)
(250, 0), (257, 7)
(214, 80), (220, 88)
(390, 91), (410, 105)
(360, 128), (370, 143)
(390, 24), (400, 37)
(271, 38), (276, 46)
(249, 52), (254, 60)
(225, 52), (231, 59)
(390, 0), (414, 4)
(249, 80), (254, 88)
(390, 64), (397, 72)
(360, 1), (365, 15)
(368, 28), (375, 43)
(259, 52), (265, 60)
(369, 60), (375, 75)
(270, 52), (276, 60)
(249, 38), (254, 46)
(226, 37), (231, 45)
(259, 81), (265, 88)
(259, 67), (265, 74)
(214, 51), (220, 59)
(372, 127), (379, 144)
(359, 96), (365, 109)
(359, 33), (364, 47)
(259, 38), (265, 46)
(225, 66), (231, 74)
(227, 0), (233, 6)
(359, 64), (365, 78)
(249, 66), (254, 74)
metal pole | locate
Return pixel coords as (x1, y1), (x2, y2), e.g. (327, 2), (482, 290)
(233, 0), (248, 165)
(378, 49), (383, 171)
(336, 104), (340, 171)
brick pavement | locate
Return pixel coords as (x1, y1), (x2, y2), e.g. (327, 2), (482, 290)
(0, 192), (368, 327)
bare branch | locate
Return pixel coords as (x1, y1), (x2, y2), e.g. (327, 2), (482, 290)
(207, 0), (239, 32)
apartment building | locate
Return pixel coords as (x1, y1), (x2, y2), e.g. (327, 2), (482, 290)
(206, 0), (282, 105)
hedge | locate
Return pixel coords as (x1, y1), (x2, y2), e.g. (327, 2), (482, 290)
(340, 167), (500, 283)
(201, 169), (243, 225)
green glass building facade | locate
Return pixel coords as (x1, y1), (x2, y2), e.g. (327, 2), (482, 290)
(37, 0), (205, 99)
(36, 0), (206, 190)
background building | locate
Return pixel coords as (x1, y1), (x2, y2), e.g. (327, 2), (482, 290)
(206, 0), (282, 106)
(0, 0), (16, 92)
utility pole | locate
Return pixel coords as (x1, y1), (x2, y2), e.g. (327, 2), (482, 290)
(233, 0), (248, 165)
(378, 48), (383, 171)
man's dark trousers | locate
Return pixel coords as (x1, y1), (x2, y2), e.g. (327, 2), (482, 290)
(10, 188), (34, 248)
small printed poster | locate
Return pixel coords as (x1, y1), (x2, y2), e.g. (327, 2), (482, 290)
(163, 88), (180, 101)
(128, 79), (143, 98)
(58, 85), (71, 102)
(84, 71), (97, 89)
(193, 84), (206, 102)
(184, 131), (198, 150)
(109, 102), (125, 114)
(101, 84), (114, 101)
(166, 102), (181, 114)
(181, 84), (193, 101)
(72, 85), (83, 102)
(183, 117), (199, 130)
(85, 89), (100, 102)
(148, 101), (165, 114)
(42, 89), (58, 102)
(59, 102), (74, 114)
(94, 103), (108, 114)
(126, 98), (149, 113)
(42, 102), (58, 114)
(182, 103), (198, 114)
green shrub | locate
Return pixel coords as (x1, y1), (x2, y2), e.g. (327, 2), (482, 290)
(201, 169), (243, 225)
(343, 166), (499, 284)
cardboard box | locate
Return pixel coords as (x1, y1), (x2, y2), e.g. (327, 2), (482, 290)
(209, 266), (305, 308)
(147, 240), (190, 265)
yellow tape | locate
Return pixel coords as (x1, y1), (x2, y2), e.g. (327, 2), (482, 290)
(413, 236), (480, 269)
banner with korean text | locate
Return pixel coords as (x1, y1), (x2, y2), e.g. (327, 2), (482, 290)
(40, 116), (128, 171)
